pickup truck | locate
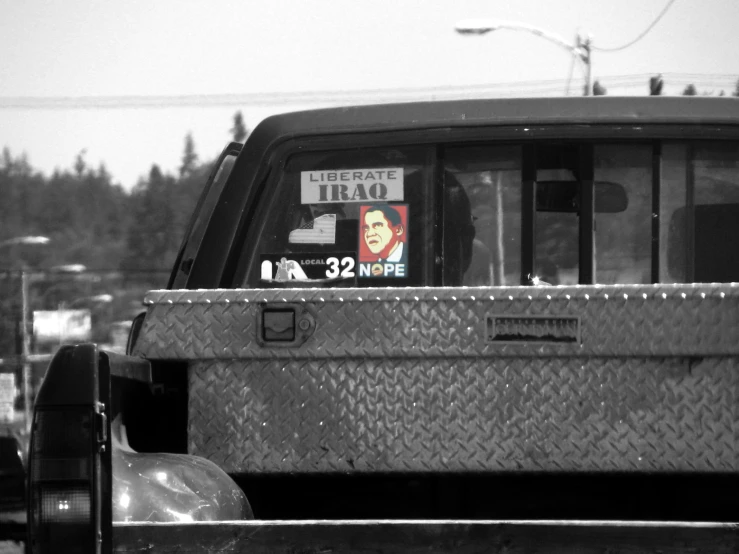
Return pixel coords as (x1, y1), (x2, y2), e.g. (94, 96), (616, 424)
(27, 97), (739, 553)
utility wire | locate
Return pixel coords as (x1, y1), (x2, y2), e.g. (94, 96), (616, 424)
(1, 73), (736, 110)
(4, 71), (739, 110)
(593, 0), (678, 52)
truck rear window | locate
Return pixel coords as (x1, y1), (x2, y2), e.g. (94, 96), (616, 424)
(241, 140), (739, 288)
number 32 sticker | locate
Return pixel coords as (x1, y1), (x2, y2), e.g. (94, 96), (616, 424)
(326, 256), (355, 278)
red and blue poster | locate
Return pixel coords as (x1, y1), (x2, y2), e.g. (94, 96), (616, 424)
(358, 203), (408, 278)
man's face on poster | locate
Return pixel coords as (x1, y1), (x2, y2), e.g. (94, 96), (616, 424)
(363, 209), (403, 256)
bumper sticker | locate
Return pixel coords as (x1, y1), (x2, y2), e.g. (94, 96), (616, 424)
(289, 213), (337, 244)
(358, 204), (408, 278)
(261, 252), (356, 282)
(301, 168), (404, 204)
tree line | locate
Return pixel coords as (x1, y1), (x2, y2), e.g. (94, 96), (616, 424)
(0, 112), (249, 360)
(0, 111), (250, 274)
(590, 75), (739, 97)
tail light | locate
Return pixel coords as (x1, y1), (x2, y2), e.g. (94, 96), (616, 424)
(30, 408), (96, 552)
(28, 345), (111, 554)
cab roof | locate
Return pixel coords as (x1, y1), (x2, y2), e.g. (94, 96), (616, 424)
(248, 96), (739, 150)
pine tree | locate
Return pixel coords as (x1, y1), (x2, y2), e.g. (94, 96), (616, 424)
(180, 133), (198, 178)
(122, 165), (179, 272)
(74, 149), (87, 177)
(734, 78), (739, 97)
(649, 75), (663, 96)
(1, 147), (12, 170)
(230, 111), (249, 143)
(683, 84), (698, 96)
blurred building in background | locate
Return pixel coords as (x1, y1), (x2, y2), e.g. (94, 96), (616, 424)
(0, 266), (168, 429)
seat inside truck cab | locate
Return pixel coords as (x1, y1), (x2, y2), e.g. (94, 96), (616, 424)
(668, 203), (739, 282)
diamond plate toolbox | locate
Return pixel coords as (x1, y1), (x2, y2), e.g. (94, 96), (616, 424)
(133, 284), (739, 474)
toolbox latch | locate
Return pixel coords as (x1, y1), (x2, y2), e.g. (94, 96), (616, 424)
(258, 303), (315, 347)
(262, 309), (295, 341)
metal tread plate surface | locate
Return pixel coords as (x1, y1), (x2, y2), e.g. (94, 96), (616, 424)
(189, 356), (738, 473)
(134, 284), (739, 359)
(132, 284), (739, 474)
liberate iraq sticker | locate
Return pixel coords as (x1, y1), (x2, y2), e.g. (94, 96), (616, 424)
(301, 168), (404, 204)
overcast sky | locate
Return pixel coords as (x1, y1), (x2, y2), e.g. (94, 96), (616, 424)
(1, 0), (738, 190)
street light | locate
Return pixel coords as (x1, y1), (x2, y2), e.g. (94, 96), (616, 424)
(63, 293), (114, 309)
(0, 236), (50, 248)
(50, 264), (87, 273)
(455, 19), (593, 96)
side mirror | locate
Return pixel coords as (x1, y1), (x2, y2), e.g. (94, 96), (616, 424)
(536, 180), (628, 214)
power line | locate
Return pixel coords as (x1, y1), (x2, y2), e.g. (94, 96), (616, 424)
(1, 72), (737, 110)
(0, 80), (597, 109)
(593, 0), (678, 52)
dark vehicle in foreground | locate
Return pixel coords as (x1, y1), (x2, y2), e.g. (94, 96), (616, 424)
(27, 97), (739, 552)
(0, 433), (26, 542)
(0, 435), (24, 509)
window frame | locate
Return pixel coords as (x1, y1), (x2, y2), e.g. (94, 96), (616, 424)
(169, 142), (241, 289)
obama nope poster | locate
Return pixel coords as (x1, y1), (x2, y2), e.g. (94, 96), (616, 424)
(358, 203), (408, 278)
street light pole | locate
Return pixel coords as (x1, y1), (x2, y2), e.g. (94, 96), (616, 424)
(455, 20), (593, 96)
(21, 271), (32, 431)
(0, 235), (50, 431)
(577, 34), (593, 96)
